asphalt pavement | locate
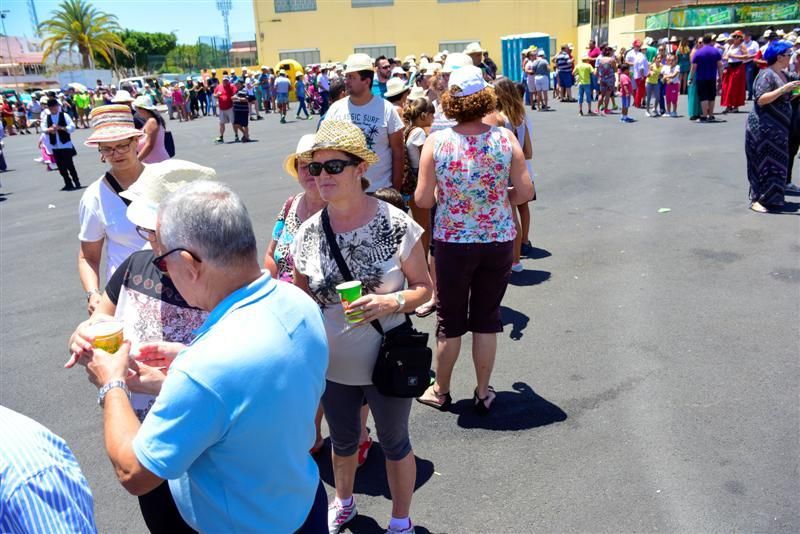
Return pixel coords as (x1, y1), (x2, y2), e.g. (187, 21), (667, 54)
(1, 97), (798, 533)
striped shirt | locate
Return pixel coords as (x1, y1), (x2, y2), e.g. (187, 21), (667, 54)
(0, 407), (97, 533)
(555, 52), (574, 72)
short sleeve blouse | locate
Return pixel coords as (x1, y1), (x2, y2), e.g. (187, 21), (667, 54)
(431, 126), (516, 244)
(270, 194), (304, 283)
(291, 201), (423, 385)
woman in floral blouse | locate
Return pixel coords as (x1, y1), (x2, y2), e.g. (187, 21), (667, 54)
(415, 65), (534, 415)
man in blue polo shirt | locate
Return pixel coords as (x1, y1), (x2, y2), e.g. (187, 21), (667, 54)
(80, 179), (328, 533)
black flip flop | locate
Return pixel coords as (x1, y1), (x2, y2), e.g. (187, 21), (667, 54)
(473, 386), (496, 416)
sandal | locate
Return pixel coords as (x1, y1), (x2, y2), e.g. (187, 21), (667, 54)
(416, 385), (452, 411)
(472, 386), (496, 416)
(414, 299), (436, 318)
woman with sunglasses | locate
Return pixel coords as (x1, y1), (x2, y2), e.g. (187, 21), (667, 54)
(79, 105), (150, 315)
(291, 120), (432, 534)
(745, 41), (800, 212)
(68, 159), (215, 533)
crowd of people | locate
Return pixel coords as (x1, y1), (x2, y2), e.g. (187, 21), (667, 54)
(0, 30), (798, 533)
(526, 28), (799, 124)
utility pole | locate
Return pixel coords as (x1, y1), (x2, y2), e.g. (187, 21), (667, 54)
(216, 0), (232, 66)
(27, 0), (41, 38)
(0, 11), (20, 90)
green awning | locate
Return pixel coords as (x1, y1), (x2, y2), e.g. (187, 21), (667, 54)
(621, 19), (800, 33)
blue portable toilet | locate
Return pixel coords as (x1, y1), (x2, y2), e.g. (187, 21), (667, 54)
(501, 32), (551, 82)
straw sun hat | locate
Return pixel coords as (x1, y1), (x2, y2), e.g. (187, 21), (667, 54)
(304, 120), (379, 166)
(384, 77), (410, 98)
(120, 159), (217, 230)
(132, 95), (158, 112)
(84, 105), (144, 146)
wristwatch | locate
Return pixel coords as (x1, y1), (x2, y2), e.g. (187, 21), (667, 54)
(393, 292), (406, 312)
(97, 380), (131, 407)
(86, 288), (101, 301)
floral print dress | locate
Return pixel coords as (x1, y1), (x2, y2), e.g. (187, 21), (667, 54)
(431, 126), (516, 243)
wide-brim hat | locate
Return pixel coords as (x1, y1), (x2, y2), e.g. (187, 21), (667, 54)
(283, 134), (317, 178)
(344, 53), (374, 73)
(384, 77), (410, 98)
(442, 52), (473, 73)
(304, 120), (378, 166)
(120, 159), (217, 229)
(408, 86), (427, 101)
(84, 105), (144, 147)
(111, 89), (134, 103)
(132, 95), (158, 112)
(669, 36), (679, 43)
(463, 42), (485, 55)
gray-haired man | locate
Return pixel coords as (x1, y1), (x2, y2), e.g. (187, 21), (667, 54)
(80, 181), (329, 532)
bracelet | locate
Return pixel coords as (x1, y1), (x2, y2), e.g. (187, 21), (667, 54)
(86, 288), (101, 301)
(97, 380), (130, 407)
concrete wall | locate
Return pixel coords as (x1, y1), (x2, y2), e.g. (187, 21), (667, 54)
(254, 0), (578, 72)
(608, 14), (648, 49)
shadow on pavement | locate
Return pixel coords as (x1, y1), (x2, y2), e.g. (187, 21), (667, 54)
(452, 382), (567, 431)
(509, 269), (551, 287)
(524, 246), (552, 260)
(316, 448), (435, 499)
(500, 305), (529, 340)
(768, 202), (800, 215)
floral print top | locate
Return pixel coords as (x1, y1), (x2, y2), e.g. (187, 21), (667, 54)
(431, 126), (516, 243)
(271, 194), (303, 283)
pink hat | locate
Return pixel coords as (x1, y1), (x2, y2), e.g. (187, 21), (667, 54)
(84, 105), (144, 147)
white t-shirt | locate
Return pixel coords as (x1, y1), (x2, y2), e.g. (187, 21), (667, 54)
(744, 40), (759, 63)
(626, 50), (648, 80)
(78, 177), (147, 282)
(661, 64), (681, 84)
(291, 201), (423, 385)
(405, 127), (427, 170)
(274, 76), (291, 94)
(324, 96), (404, 191)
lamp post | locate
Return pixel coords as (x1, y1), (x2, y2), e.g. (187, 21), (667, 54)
(216, 0), (232, 66)
(0, 11), (20, 90)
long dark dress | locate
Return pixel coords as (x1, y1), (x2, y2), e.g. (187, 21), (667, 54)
(745, 68), (791, 208)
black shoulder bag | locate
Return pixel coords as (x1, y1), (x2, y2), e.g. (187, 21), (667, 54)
(164, 128), (176, 158)
(320, 208), (432, 398)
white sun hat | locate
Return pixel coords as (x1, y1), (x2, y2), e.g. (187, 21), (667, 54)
(442, 52), (473, 73)
(463, 42), (485, 55)
(344, 53), (374, 73)
(120, 159), (217, 230)
(447, 65), (488, 97)
(390, 66), (407, 77)
(408, 86), (427, 100)
(111, 89), (134, 103)
(384, 77), (410, 98)
(283, 134), (316, 178)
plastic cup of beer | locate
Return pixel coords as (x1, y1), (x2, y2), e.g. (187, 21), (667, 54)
(336, 281), (364, 324)
(87, 320), (124, 354)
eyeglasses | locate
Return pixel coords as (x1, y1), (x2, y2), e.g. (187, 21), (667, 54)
(98, 140), (134, 156)
(136, 226), (156, 240)
(307, 159), (359, 177)
(152, 247), (202, 274)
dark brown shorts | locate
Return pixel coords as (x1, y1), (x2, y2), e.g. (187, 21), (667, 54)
(434, 240), (513, 338)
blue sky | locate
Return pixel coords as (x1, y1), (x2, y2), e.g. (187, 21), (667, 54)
(3, 0), (256, 44)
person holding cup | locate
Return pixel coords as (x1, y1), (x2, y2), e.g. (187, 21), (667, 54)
(291, 120), (432, 534)
(67, 159), (215, 533)
(745, 40), (800, 212)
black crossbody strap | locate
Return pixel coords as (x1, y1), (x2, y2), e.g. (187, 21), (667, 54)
(320, 208), (384, 336)
(104, 172), (132, 206)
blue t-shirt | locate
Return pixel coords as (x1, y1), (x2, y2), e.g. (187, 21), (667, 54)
(133, 273), (328, 533)
(275, 76), (291, 95)
(692, 46), (722, 81)
(295, 79), (305, 98)
(372, 77), (387, 98)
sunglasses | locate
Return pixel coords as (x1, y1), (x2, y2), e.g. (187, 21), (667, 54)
(307, 159), (359, 177)
(152, 247), (202, 274)
(136, 226), (156, 240)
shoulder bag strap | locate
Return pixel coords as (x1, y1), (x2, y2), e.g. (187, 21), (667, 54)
(320, 208), (384, 336)
(104, 172), (132, 206)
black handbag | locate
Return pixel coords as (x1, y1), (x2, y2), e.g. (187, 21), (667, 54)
(164, 130), (176, 158)
(321, 208), (432, 398)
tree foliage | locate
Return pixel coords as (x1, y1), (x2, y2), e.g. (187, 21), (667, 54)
(95, 30), (178, 70)
(38, 0), (130, 68)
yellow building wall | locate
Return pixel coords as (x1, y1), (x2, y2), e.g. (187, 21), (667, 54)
(608, 14), (647, 49)
(577, 24), (592, 53)
(253, 0), (578, 74)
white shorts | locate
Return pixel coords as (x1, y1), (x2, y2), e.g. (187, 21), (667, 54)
(219, 108), (234, 124)
(534, 75), (549, 92)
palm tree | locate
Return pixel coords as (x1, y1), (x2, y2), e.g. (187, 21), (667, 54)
(39, 0), (130, 69)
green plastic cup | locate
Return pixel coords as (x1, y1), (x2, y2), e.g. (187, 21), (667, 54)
(336, 281), (363, 324)
(793, 86), (800, 96)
